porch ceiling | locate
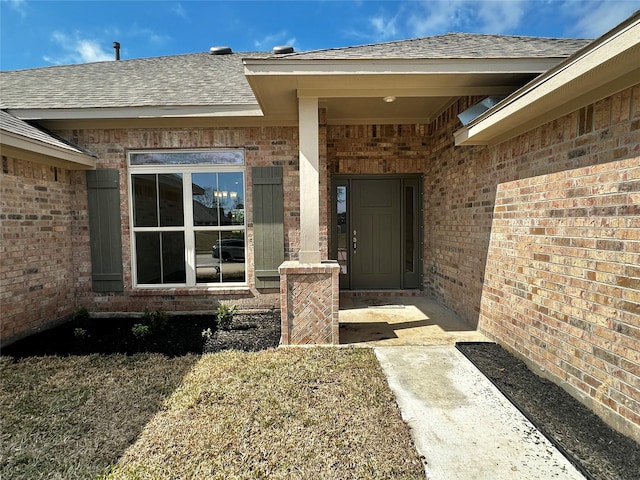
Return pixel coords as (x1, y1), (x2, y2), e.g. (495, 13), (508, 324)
(244, 58), (558, 125)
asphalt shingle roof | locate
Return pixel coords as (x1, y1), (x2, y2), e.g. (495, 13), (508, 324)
(0, 109), (95, 156)
(0, 34), (591, 111)
(0, 52), (265, 110)
(277, 33), (591, 60)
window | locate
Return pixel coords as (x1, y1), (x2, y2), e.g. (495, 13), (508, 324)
(128, 150), (246, 287)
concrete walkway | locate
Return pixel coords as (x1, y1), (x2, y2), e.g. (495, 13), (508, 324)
(339, 296), (584, 479)
(375, 346), (585, 480)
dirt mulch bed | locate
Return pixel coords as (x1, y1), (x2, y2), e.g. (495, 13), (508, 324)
(2, 311), (281, 358)
(456, 342), (639, 480)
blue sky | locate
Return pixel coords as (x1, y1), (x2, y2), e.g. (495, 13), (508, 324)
(1, 0), (638, 70)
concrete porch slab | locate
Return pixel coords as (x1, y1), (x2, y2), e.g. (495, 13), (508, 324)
(339, 295), (488, 346)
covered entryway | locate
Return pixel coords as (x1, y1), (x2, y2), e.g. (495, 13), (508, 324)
(332, 176), (421, 290)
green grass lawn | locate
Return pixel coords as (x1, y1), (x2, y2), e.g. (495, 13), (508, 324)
(1, 348), (424, 479)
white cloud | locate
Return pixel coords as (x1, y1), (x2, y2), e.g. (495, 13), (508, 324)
(405, 0), (529, 37)
(253, 31), (297, 51)
(559, 0), (639, 38)
(476, 1), (526, 33)
(5, 0), (27, 15)
(130, 26), (172, 45)
(406, 0), (469, 36)
(170, 2), (188, 20)
(44, 31), (113, 65)
(369, 9), (402, 40)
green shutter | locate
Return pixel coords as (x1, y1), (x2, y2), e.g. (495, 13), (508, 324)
(86, 169), (124, 292)
(252, 166), (284, 289)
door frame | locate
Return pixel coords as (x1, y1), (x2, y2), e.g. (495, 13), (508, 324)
(331, 174), (423, 290)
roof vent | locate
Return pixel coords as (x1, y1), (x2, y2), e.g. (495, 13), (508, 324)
(272, 45), (294, 55)
(457, 96), (506, 126)
(210, 46), (233, 55)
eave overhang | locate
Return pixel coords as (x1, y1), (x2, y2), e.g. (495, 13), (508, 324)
(244, 57), (565, 125)
(455, 12), (640, 146)
(8, 104), (263, 121)
(1, 129), (96, 170)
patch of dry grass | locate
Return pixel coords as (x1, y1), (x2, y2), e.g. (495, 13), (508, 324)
(2, 349), (424, 480)
(0, 354), (199, 480)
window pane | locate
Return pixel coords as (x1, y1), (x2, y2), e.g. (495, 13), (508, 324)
(218, 172), (244, 226)
(206, 230), (246, 283)
(136, 232), (161, 284)
(162, 232), (186, 283)
(159, 174), (184, 226)
(130, 151), (244, 166)
(192, 172), (244, 226)
(192, 173), (220, 226)
(132, 175), (158, 227)
(336, 185), (348, 275)
(405, 186), (414, 273)
(136, 232), (186, 285)
(195, 231), (221, 283)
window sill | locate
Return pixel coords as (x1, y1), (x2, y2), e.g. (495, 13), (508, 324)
(130, 286), (252, 296)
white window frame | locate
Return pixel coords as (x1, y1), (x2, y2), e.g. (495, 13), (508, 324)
(127, 149), (246, 288)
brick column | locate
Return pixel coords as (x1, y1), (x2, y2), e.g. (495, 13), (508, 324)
(279, 260), (340, 345)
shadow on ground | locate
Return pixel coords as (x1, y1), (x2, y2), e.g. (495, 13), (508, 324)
(339, 297), (487, 345)
(0, 353), (200, 480)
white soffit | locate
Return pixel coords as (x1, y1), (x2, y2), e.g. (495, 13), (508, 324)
(244, 58), (560, 123)
(455, 13), (640, 146)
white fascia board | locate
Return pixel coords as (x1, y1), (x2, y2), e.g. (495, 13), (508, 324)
(244, 57), (560, 76)
(9, 104), (264, 121)
(456, 15), (640, 146)
(1, 129), (96, 169)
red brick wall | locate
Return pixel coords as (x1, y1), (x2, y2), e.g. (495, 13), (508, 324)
(425, 88), (639, 320)
(58, 126), (308, 315)
(0, 157), (83, 343)
(426, 86), (639, 439)
(328, 124), (430, 176)
(480, 157), (639, 438)
(1, 126), (315, 344)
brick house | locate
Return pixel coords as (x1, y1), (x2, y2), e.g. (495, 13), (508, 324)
(1, 12), (638, 440)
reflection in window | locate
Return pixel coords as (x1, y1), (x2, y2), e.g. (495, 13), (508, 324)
(159, 174), (184, 226)
(130, 151), (244, 166)
(405, 186), (414, 273)
(195, 230), (246, 284)
(192, 172), (244, 226)
(336, 185), (348, 274)
(129, 150), (245, 287)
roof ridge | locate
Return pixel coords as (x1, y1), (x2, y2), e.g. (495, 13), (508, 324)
(278, 32), (591, 58)
(1, 51), (270, 73)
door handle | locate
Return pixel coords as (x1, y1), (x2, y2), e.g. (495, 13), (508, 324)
(352, 229), (357, 254)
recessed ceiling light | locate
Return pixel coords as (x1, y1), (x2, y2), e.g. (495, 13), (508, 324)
(383, 96), (397, 103)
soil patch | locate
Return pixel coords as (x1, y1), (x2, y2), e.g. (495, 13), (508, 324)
(457, 342), (639, 480)
(2, 311), (281, 358)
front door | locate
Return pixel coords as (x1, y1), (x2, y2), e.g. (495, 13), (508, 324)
(352, 179), (401, 288)
(333, 176), (421, 290)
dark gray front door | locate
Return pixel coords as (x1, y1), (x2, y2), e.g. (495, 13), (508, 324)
(333, 176), (421, 290)
(351, 179), (401, 289)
